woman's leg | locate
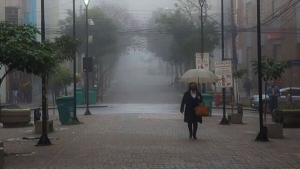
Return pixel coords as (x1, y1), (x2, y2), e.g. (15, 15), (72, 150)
(188, 122), (192, 138)
(192, 122), (198, 139)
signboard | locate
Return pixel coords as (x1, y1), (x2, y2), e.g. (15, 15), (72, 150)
(214, 61), (233, 88)
(195, 53), (209, 70)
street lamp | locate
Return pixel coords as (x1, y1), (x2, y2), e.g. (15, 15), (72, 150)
(220, 0), (230, 125)
(37, 0), (52, 146)
(255, 0), (268, 142)
(83, 0), (91, 115)
(198, 0), (206, 93)
(72, 0), (79, 122)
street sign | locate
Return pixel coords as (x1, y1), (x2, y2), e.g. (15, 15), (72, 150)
(195, 53), (209, 70)
(214, 61), (233, 88)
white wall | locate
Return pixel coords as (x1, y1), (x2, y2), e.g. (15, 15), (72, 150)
(0, 0), (6, 102)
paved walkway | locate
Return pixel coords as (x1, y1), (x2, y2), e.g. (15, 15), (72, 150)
(1, 110), (300, 169)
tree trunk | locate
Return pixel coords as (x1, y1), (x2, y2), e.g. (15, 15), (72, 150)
(264, 81), (268, 122)
(52, 89), (55, 115)
(64, 86), (68, 96)
(175, 64), (179, 77)
(179, 63), (183, 76)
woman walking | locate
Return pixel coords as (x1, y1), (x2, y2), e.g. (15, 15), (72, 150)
(180, 82), (203, 139)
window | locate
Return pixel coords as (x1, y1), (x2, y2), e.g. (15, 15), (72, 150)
(246, 2), (251, 25)
(273, 44), (282, 60)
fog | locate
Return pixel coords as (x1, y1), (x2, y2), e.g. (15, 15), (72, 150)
(59, 0), (177, 19)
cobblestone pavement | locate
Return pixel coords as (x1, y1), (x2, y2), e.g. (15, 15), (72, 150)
(1, 109), (300, 169)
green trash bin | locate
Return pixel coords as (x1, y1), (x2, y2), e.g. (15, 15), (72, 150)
(76, 92), (84, 105)
(202, 93), (213, 116)
(88, 90), (96, 104)
(56, 96), (74, 125)
(75, 88), (84, 105)
(76, 88), (84, 93)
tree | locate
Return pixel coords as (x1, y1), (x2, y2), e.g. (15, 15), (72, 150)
(0, 21), (58, 85)
(53, 34), (82, 62)
(251, 56), (290, 82)
(148, 7), (219, 76)
(251, 56), (290, 121)
(232, 69), (248, 80)
(51, 66), (74, 96)
(231, 69), (248, 113)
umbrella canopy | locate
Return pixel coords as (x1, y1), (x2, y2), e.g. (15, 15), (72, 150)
(179, 69), (219, 83)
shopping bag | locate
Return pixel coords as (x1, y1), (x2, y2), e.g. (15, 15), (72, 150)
(195, 104), (209, 116)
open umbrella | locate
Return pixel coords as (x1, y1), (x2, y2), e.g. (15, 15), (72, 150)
(179, 69), (219, 83)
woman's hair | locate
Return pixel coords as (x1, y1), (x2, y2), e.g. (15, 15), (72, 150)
(188, 82), (198, 91)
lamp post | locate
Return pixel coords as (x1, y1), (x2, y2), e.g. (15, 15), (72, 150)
(255, 0), (268, 142)
(72, 0), (79, 121)
(37, 0), (52, 146)
(83, 0), (91, 115)
(198, 0), (206, 93)
(220, 0), (230, 125)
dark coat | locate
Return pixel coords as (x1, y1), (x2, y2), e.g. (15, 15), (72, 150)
(180, 91), (203, 123)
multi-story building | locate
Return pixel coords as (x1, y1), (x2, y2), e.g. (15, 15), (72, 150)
(236, 0), (300, 94)
(3, 0), (60, 103)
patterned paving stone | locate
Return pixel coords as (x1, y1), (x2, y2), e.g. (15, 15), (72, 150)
(1, 112), (300, 169)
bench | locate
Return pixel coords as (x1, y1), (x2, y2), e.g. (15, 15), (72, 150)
(0, 109), (31, 128)
(34, 120), (54, 134)
(273, 109), (300, 128)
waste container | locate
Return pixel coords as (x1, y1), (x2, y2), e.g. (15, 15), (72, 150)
(202, 93), (213, 116)
(76, 91), (84, 105)
(56, 96), (74, 125)
(88, 90), (96, 104)
(76, 88), (85, 101)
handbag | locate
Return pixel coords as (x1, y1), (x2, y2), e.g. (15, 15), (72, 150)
(195, 103), (209, 116)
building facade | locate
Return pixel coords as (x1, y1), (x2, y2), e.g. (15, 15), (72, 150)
(3, 0), (60, 103)
(236, 0), (300, 93)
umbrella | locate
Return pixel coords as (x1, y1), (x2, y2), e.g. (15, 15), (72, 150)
(179, 69), (219, 83)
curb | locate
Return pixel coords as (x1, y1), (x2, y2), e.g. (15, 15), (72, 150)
(28, 105), (108, 111)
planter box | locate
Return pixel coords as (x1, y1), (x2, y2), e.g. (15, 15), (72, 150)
(0, 109), (31, 128)
(263, 123), (284, 139)
(228, 113), (243, 124)
(273, 109), (300, 128)
(35, 120), (54, 134)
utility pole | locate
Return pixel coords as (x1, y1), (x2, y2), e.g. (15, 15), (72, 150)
(220, 0), (230, 125)
(37, 0), (52, 146)
(198, 0), (206, 93)
(231, 0), (239, 105)
(255, 0), (269, 142)
(231, 0), (238, 70)
(72, 0), (79, 122)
